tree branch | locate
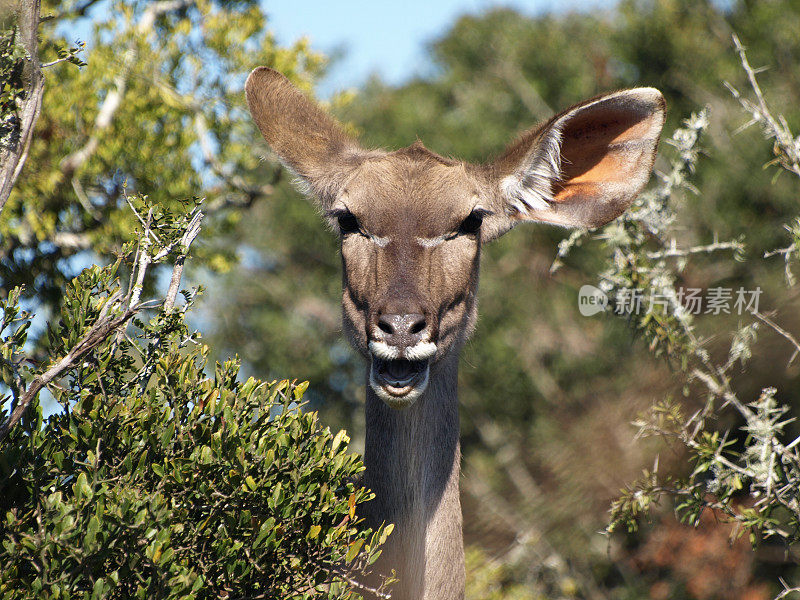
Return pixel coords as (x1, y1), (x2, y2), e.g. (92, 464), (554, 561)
(49, 0), (104, 21)
(58, 0), (194, 180)
(725, 34), (800, 179)
(156, 81), (279, 209)
(164, 206), (202, 312)
(753, 311), (800, 365)
(0, 0), (44, 213)
(0, 290), (143, 444)
(646, 237), (744, 259)
(491, 58), (552, 120)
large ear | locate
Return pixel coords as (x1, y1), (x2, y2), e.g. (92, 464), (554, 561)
(245, 67), (365, 204)
(486, 88), (665, 234)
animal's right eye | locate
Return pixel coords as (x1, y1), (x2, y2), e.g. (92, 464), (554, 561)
(458, 209), (487, 235)
(337, 212), (360, 235)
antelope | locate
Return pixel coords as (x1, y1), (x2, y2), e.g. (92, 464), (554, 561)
(245, 67), (665, 600)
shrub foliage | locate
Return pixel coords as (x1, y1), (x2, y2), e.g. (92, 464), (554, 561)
(0, 201), (389, 599)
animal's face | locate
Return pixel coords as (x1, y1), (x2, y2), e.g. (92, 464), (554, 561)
(330, 151), (486, 406)
(245, 68), (666, 408)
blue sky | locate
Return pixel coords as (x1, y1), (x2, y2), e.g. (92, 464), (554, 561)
(263, 0), (615, 96)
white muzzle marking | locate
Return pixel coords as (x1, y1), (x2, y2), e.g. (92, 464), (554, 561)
(368, 340), (437, 361)
(368, 340), (437, 409)
(369, 340), (400, 360)
(404, 341), (437, 361)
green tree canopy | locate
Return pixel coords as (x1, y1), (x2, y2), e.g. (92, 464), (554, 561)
(1, 0), (325, 317)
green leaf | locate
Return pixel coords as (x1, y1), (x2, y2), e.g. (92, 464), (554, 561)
(74, 473), (92, 501)
(345, 538), (364, 563)
(329, 429), (349, 456)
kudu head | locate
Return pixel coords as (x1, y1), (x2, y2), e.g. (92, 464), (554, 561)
(245, 68), (665, 409)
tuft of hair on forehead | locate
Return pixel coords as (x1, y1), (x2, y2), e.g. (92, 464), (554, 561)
(390, 140), (460, 167)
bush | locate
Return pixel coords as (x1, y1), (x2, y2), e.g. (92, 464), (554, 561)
(0, 200), (390, 599)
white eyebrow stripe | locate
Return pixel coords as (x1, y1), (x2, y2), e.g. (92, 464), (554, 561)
(369, 234), (390, 247)
(416, 235), (447, 248)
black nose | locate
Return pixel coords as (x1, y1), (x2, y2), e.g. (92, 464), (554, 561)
(377, 313), (428, 347)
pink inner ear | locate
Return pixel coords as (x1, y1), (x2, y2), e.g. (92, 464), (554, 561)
(554, 104), (658, 206)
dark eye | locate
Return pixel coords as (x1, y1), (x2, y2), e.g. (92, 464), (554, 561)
(337, 212), (360, 235)
(458, 210), (484, 235)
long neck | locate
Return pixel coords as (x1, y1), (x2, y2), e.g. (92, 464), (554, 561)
(361, 356), (464, 600)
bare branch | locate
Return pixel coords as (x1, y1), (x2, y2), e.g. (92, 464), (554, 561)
(40, 57), (71, 68)
(311, 560), (393, 600)
(164, 206), (203, 312)
(752, 311), (800, 365)
(127, 207), (154, 313)
(13, 226), (93, 250)
(71, 176), (102, 221)
(0, 0), (45, 213)
(125, 193), (163, 245)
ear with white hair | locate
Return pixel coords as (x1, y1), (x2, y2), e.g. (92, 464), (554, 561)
(482, 88), (665, 239)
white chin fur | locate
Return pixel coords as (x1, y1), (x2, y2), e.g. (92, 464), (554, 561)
(369, 363), (430, 409)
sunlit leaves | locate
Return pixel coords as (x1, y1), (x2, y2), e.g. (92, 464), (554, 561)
(2, 0), (327, 328)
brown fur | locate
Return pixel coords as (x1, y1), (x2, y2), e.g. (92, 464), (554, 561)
(245, 68), (665, 600)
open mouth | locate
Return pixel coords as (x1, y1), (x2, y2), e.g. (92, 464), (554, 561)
(369, 356), (431, 408)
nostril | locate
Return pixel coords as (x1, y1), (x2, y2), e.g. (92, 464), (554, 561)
(376, 313), (427, 340)
(409, 319), (426, 335)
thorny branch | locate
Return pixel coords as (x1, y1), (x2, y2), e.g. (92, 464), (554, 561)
(645, 236), (744, 260)
(595, 39), (800, 590)
(775, 580), (800, 600)
(763, 223), (799, 287)
(752, 311), (800, 365)
(725, 34), (800, 178)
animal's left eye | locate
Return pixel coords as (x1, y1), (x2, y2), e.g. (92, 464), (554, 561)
(337, 211), (360, 235)
(458, 210), (485, 235)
